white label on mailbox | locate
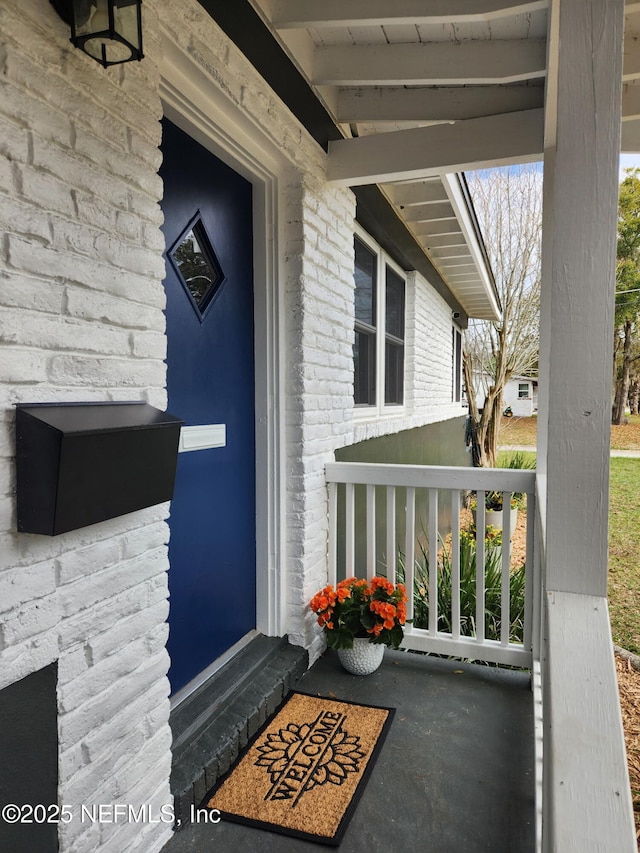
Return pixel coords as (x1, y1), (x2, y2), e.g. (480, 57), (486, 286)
(178, 424), (226, 452)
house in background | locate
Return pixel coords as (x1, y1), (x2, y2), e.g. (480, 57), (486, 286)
(0, 1), (637, 852)
(504, 376), (539, 417)
(475, 374), (539, 418)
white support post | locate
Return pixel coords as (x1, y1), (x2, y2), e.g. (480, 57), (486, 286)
(538, 3), (635, 852)
(538, 0), (623, 597)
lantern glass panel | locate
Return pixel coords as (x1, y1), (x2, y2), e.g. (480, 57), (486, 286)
(73, 0), (142, 66)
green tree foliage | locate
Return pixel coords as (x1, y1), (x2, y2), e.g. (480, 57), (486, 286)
(613, 170), (640, 424)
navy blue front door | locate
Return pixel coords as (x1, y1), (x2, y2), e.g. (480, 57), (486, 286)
(160, 119), (256, 695)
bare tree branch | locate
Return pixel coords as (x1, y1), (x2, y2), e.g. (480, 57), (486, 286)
(464, 164), (542, 467)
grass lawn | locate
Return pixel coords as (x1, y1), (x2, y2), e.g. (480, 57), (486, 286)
(608, 458), (640, 654)
(611, 413), (640, 450)
(498, 439), (640, 655)
(499, 413), (640, 451)
(498, 415), (537, 446)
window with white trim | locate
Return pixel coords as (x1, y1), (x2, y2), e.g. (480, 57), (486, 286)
(518, 382), (530, 399)
(353, 231), (406, 411)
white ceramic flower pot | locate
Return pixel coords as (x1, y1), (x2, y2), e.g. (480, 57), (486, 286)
(337, 638), (385, 675)
(473, 508), (518, 531)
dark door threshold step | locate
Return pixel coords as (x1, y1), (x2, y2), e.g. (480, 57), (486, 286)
(170, 635), (308, 828)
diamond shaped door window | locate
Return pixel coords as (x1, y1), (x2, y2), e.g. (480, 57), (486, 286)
(168, 213), (225, 319)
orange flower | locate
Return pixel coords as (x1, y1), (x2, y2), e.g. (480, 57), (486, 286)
(371, 576), (394, 595)
(310, 593), (329, 613)
(317, 610), (334, 627)
(370, 600), (396, 620)
(310, 574), (406, 649)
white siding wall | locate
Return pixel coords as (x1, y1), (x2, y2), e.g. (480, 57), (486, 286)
(0, 1), (467, 848)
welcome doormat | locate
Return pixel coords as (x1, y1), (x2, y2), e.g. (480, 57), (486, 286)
(204, 691), (395, 846)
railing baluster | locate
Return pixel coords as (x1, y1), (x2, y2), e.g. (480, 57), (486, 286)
(476, 492), (486, 644)
(524, 489), (535, 651)
(387, 486), (396, 584)
(366, 484), (376, 581)
(345, 482), (355, 578)
(428, 488), (438, 635)
(328, 480), (337, 586)
(405, 486), (416, 624)
(451, 489), (461, 640)
(501, 492), (512, 647)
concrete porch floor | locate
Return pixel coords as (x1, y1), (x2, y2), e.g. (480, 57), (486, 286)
(162, 649), (535, 853)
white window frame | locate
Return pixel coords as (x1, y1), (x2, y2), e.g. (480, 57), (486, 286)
(518, 382), (530, 399)
(353, 225), (407, 419)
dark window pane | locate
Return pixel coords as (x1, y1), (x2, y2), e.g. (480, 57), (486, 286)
(385, 267), (405, 340)
(355, 238), (376, 326)
(354, 328), (376, 405)
(171, 217), (224, 315)
(453, 328), (462, 402)
(385, 341), (404, 405)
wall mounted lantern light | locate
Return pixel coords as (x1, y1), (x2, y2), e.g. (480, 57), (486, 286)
(51, 0), (143, 68)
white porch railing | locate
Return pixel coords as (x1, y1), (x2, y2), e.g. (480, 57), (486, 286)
(325, 461), (538, 668)
(325, 461), (637, 853)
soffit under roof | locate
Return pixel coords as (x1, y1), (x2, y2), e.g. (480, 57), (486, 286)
(245, 0), (640, 323)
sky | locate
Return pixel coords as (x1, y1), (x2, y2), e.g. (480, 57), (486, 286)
(620, 152), (640, 181)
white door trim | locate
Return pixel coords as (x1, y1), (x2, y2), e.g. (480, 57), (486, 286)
(159, 31), (289, 642)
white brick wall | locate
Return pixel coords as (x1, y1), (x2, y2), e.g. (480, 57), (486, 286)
(0, 1), (468, 848)
(0, 2), (172, 851)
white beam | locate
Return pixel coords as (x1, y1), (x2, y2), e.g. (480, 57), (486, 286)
(272, 0), (548, 28)
(622, 84), (640, 119)
(314, 40), (546, 85)
(386, 180), (448, 206)
(412, 221), (462, 236)
(420, 234), (467, 248)
(402, 202), (455, 222)
(430, 248), (472, 259)
(623, 40), (640, 81)
(337, 84), (545, 123)
(327, 109), (544, 185)
(621, 117), (640, 150)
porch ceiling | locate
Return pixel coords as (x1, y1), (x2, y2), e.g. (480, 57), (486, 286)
(248, 0), (640, 322)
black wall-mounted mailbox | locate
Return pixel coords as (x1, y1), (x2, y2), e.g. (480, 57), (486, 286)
(16, 402), (184, 536)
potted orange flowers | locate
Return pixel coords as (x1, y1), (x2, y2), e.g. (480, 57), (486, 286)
(310, 576), (408, 674)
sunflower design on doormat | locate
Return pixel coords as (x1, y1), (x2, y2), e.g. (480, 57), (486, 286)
(255, 711), (366, 806)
